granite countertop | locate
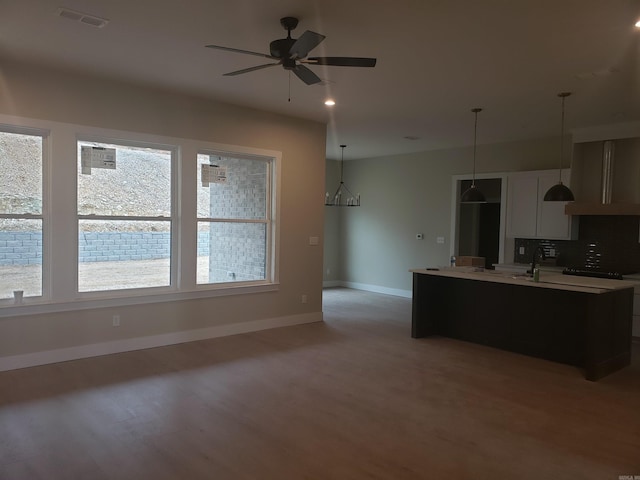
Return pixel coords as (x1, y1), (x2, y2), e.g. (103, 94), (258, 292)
(411, 267), (639, 294)
(492, 263), (564, 272)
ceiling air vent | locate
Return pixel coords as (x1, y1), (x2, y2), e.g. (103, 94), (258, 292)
(57, 7), (109, 28)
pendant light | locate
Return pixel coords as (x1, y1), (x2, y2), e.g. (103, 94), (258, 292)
(543, 92), (575, 201)
(460, 108), (487, 203)
(325, 145), (360, 207)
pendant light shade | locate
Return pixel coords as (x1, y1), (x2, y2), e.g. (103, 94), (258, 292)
(325, 145), (360, 207)
(461, 184), (487, 203)
(460, 108), (487, 204)
(543, 182), (574, 201)
(543, 92), (575, 202)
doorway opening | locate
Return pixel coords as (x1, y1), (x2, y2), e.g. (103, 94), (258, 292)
(451, 176), (506, 269)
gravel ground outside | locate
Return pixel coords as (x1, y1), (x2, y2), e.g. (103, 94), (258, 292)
(2, 257), (211, 300)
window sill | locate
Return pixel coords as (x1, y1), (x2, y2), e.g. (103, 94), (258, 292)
(0, 282), (279, 318)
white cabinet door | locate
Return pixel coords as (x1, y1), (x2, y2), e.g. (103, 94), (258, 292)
(506, 169), (573, 240)
(537, 170), (572, 239)
(506, 173), (538, 237)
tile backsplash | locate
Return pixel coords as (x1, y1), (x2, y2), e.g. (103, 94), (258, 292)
(514, 216), (640, 274)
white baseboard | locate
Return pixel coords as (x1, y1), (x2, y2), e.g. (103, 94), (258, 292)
(323, 280), (412, 298)
(0, 312), (322, 372)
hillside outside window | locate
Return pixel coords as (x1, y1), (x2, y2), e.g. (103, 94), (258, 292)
(0, 128), (46, 301)
(77, 139), (175, 292)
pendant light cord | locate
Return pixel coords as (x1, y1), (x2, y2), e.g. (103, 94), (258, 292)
(460, 107), (486, 203)
(471, 108), (482, 187)
(558, 92), (571, 183)
(560, 95), (565, 178)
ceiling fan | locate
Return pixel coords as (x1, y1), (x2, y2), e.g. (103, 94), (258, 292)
(205, 16), (377, 85)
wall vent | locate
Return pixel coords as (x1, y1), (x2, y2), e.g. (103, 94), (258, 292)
(57, 7), (109, 28)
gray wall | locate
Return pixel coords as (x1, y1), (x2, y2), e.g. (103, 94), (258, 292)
(323, 159), (342, 283)
(324, 137), (564, 294)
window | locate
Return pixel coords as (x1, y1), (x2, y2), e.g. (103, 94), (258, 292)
(196, 152), (273, 285)
(0, 128), (45, 301)
(0, 116), (280, 312)
(77, 139), (175, 292)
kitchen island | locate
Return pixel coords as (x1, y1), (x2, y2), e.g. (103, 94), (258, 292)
(411, 268), (635, 380)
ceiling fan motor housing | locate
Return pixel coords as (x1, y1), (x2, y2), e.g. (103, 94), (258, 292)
(270, 38), (296, 59)
(280, 17), (299, 31)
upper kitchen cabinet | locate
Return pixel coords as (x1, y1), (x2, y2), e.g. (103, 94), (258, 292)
(506, 172), (538, 237)
(506, 169), (576, 239)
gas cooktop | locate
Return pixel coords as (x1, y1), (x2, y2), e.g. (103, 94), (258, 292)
(562, 268), (623, 280)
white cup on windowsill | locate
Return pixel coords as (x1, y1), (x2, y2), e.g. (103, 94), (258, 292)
(13, 290), (24, 304)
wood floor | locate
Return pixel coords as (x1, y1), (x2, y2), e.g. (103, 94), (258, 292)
(1, 287), (639, 479)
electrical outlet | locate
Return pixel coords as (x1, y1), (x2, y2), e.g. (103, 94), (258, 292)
(436, 236), (445, 244)
(301, 294), (308, 304)
(519, 246), (525, 255)
(112, 315), (120, 327)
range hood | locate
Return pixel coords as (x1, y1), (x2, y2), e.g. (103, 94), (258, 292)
(565, 138), (640, 216)
(565, 202), (640, 215)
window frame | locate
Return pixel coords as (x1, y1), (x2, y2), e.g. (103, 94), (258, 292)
(0, 124), (50, 302)
(196, 149), (276, 287)
(75, 135), (180, 296)
(0, 114), (281, 317)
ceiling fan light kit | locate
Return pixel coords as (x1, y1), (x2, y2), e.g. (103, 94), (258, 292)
(205, 17), (377, 86)
(460, 108), (487, 204)
(325, 145), (360, 207)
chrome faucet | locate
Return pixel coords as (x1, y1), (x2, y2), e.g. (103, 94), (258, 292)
(529, 246), (546, 276)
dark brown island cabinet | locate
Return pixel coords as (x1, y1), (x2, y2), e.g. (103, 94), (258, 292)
(411, 269), (635, 381)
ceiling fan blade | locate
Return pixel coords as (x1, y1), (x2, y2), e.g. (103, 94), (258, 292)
(305, 57), (377, 67)
(205, 44), (278, 60)
(289, 30), (326, 59)
(293, 65), (322, 85)
(223, 63), (280, 76)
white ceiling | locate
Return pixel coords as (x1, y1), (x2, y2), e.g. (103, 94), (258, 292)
(1, 0), (639, 160)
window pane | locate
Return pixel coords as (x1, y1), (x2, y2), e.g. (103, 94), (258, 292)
(78, 142), (171, 217)
(197, 154), (267, 220)
(197, 222), (266, 284)
(0, 218), (42, 299)
(78, 220), (171, 292)
(0, 131), (42, 214)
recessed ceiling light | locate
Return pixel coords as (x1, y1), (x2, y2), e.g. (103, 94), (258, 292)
(635, 19), (640, 28)
(324, 99), (336, 106)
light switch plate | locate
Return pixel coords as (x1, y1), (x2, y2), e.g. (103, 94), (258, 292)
(436, 236), (445, 244)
